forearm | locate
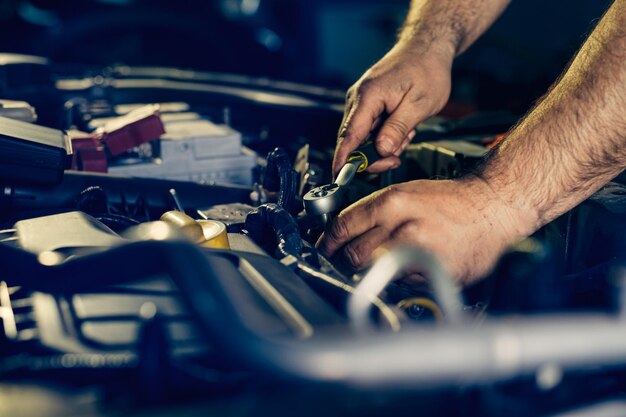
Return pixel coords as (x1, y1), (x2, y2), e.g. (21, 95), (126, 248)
(399, 0), (511, 57)
(478, 0), (626, 235)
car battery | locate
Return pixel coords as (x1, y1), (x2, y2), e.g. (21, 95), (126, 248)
(108, 114), (257, 186)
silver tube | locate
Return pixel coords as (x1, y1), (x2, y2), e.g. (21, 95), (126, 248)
(546, 401), (626, 417)
(259, 315), (626, 389)
(348, 246), (465, 330)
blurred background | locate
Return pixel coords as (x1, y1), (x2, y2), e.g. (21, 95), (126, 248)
(0, 0), (614, 114)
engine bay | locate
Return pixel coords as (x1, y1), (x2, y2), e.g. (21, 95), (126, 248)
(1, 52), (626, 417)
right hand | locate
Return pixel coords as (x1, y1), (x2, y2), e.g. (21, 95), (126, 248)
(333, 42), (454, 176)
(317, 176), (538, 286)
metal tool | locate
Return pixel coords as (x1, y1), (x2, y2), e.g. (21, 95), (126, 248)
(303, 141), (380, 216)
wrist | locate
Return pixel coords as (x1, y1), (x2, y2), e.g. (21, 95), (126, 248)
(394, 31), (456, 69)
(398, 16), (459, 62)
(456, 174), (541, 249)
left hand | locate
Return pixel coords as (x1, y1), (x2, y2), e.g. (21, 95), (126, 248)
(317, 177), (536, 285)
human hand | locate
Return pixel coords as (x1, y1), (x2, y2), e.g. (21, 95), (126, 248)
(333, 42), (453, 176)
(317, 177), (538, 285)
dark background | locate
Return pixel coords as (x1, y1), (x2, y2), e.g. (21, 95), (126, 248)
(0, 0), (614, 113)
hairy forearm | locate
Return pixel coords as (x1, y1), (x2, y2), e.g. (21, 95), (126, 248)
(399, 0), (511, 57)
(479, 0), (626, 234)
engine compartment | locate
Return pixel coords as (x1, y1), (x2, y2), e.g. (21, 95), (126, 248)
(1, 53), (626, 417)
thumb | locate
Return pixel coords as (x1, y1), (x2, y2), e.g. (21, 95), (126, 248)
(333, 95), (384, 175)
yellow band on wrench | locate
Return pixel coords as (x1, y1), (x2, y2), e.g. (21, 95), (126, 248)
(347, 152), (368, 172)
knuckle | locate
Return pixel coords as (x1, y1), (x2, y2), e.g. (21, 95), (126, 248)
(328, 214), (350, 242)
(396, 78), (413, 93)
(391, 221), (420, 242)
(355, 79), (375, 96)
(376, 186), (404, 212)
(410, 92), (445, 116)
(343, 244), (362, 268)
(383, 118), (411, 138)
(409, 92), (427, 104)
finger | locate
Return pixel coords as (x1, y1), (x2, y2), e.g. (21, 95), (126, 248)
(371, 116), (382, 131)
(333, 101), (355, 178)
(341, 231), (429, 283)
(375, 100), (428, 157)
(333, 97), (355, 174)
(374, 241), (428, 284)
(333, 90), (385, 175)
(388, 221), (427, 249)
(393, 135), (412, 158)
(341, 226), (389, 270)
(383, 221), (452, 281)
(401, 272), (429, 286)
(334, 96), (354, 156)
(398, 129), (417, 155)
(317, 197), (378, 257)
(367, 156), (401, 173)
(365, 132), (411, 173)
(334, 115), (385, 179)
(337, 97), (354, 139)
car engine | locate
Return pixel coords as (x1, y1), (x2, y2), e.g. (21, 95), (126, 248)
(0, 49), (626, 417)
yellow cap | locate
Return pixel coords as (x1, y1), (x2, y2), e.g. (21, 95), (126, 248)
(197, 220), (230, 249)
(160, 211), (205, 243)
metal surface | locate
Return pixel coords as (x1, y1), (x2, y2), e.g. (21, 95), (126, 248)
(5, 171), (254, 220)
(348, 246), (464, 331)
(303, 157), (362, 216)
(166, 244), (626, 390)
(335, 158), (362, 187)
(239, 258), (314, 339)
(547, 401), (626, 417)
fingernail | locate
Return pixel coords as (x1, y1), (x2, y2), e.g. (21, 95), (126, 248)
(378, 136), (395, 154)
(338, 127), (347, 138)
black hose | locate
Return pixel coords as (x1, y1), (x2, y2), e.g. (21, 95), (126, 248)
(263, 148), (300, 215)
(96, 214), (140, 230)
(75, 186), (140, 230)
(75, 186), (109, 214)
(244, 203), (303, 259)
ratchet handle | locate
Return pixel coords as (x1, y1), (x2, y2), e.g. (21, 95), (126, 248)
(347, 141), (381, 173)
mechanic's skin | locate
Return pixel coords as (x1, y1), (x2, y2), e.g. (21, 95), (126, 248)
(319, 0), (626, 285)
